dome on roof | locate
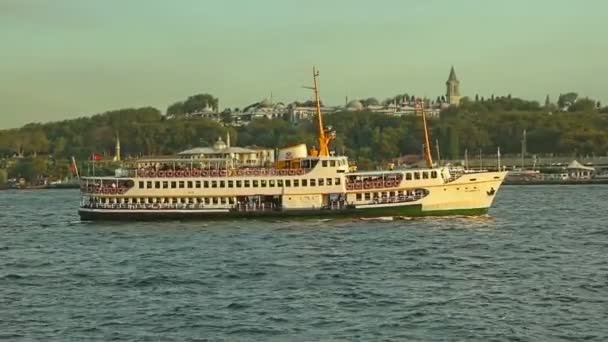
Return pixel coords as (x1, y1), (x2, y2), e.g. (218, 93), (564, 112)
(259, 98), (272, 108)
(346, 100), (363, 110)
(213, 137), (227, 150)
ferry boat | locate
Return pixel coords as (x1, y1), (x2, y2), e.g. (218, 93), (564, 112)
(78, 68), (506, 221)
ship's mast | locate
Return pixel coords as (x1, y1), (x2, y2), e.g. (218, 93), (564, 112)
(307, 66), (334, 157)
(420, 100), (434, 168)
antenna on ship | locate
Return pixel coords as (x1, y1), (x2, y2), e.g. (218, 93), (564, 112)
(303, 66), (335, 157)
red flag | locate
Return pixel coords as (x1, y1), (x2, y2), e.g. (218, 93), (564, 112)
(90, 153), (103, 161)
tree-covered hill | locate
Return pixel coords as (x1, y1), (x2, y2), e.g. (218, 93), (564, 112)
(1, 94), (607, 169)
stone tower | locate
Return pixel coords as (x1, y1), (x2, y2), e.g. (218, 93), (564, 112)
(446, 66), (461, 106)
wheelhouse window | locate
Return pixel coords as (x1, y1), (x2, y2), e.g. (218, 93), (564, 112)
(431, 171), (438, 178)
(162, 181), (168, 189)
(285, 180), (291, 187)
(326, 178), (332, 186)
(146, 181), (152, 189)
(253, 180), (259, 187)
(277, 179), (284, 187)
(364, 193), (371, 200)
(310, 179), (316, 186)
(293, 179), (299, 187)
(422, 172), (429, 179)
(270, 180), (276, 187)
(322, 160), (328, 167)
(171, 181), (177, 188)
(335, 178), (341, 185)
(187, 181), (193, 188)
(195, 181), (201, 188)
(212, 181), (217, 188)
(228, 180), (234, 188)
(244, 180), (250, 187)
(155, 181), (161, 189)
(356, 193), (362, 201)
(220, 181), (225, 188)
(301, 179), (307, 187)
(318, 178), (324, 186)
(179, 181), (185, 188)
(406, 173), (412, 181)
(204, 181), (209, 188)
(414, 172), (420, 180)
(261, 180), (267, 188)
(236, 180), (242, 187)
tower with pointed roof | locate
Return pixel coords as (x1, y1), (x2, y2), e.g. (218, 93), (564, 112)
(446, 66), (461, 106)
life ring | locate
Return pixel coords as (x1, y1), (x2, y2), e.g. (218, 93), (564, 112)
(202, 170), (209, 177)
(245, 170), (251, 176)
(184, 170), (191, 177)
(158, 171), (165, 177)
(280, 169), (287, 176)
(364, 182), (371, 189)
(346, 183), (354, 190)
(253, 170), (260, 176)
(148, 171), (156, 178)
(192, 170), (201, 177)
(259, 169), (266, 176)
(385, 181), (392, 187)
(110, 188), (117, 194)
(288, 169), (295, 176)
(298, 169), (305, 175)
(166, 171), (174, 177)
(375, 181), (382, 188)
(119, 187), (126, 194)
(211, 170), (219, 177)
(220, 170), (228, 177)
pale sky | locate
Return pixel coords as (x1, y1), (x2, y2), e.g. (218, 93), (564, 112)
(1, 0), (607, 128)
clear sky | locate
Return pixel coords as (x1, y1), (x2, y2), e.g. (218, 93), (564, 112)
(1, 0), (607, 128)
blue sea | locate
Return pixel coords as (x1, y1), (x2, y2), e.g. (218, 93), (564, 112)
(1, 186), (607, 341)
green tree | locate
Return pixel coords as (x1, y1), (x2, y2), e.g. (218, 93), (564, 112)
(183, 94), (219, 113)
(558, 92), (578, 109)
(569, 98), (597, 112)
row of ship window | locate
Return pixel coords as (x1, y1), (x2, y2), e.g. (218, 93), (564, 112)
(138, 178), (343, 190)
(405, 171), (438, 180)
(353, 190), (422, 201)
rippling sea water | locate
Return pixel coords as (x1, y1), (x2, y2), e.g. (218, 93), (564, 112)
(1, 186), (607, 341)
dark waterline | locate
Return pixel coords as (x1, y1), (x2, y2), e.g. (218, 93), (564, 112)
(1, 187), (607, 341)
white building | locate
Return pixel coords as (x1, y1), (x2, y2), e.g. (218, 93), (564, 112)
(178, 136), (275, 167)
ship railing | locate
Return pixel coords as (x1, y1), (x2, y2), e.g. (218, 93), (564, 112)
(80, 203), (230, 210)
(235, 203), (278, 212)
(125, 167), (310, 178)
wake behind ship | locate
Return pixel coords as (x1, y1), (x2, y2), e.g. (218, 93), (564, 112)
(78, 68), (506, 221)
